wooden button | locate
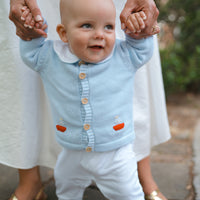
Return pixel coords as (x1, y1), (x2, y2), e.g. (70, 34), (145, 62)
(79, 73), (86, 79)
(86, 147), (92, 152)
(81, 98), (88, 104)
(84, 124), (90, 130)
(78, 60), (85, 66)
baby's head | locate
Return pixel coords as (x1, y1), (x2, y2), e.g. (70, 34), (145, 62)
(56, 0), (116, 63)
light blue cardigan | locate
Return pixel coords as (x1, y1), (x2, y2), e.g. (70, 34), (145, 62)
(20, 34), (153, 152)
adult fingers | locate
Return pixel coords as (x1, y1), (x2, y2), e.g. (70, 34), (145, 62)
(150, 23), (160, 35)
(25, 0), (43, 22)
(120, 2), (136, 30)
(16, 28), (31, 41)
(24, 13), (33, 28)
(127, 22), (160, 39)
(143, 4), (159, 35)
(9, 0), (24, 24)
(16, 25), (47, 39)
(9, 0), (46, 40)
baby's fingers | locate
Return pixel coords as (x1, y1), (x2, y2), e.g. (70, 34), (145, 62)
(35, 21), (43, 29)
(126, 11), (146, 34)
(29, 18), (35, 29)
(126, 14), (139, 33)
(139, 11), (147, 21)
(134, 12), (146, 32)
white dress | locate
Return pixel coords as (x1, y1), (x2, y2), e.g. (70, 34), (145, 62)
(0, 0), (170, 169)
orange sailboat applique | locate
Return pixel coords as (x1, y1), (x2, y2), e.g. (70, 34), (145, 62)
(56, 125), (67, 132)
(56, 118), (67, 132)
(113, 116), (125, 131)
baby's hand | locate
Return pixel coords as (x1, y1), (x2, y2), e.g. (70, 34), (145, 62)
(125, 11), (146, 34)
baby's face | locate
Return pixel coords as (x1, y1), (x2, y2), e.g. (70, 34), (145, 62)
(60, 0), (116, 63)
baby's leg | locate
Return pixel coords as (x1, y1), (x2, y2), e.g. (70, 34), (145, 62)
(54, 149), (92, 200)
(95, 144), (144, 200)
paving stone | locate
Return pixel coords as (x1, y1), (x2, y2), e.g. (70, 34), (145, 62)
(193, 120), (200, 200)
(151, 162), (190, 200)
(0, 165), (18, 200)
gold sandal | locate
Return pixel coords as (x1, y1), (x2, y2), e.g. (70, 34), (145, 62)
(10, 186), (47, 200)
(10, 194), (18, 200)
(145, 189), (163, 200)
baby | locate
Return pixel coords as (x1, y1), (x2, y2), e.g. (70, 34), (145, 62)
(20, 0), (153, 199)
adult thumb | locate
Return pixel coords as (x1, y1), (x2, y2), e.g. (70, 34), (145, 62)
(25, 0), (43, 22)
(120, 3), (135, 30)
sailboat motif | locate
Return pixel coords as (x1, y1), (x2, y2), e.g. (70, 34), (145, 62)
(113, 116), (125, 131)
(56, 118), (67, 132)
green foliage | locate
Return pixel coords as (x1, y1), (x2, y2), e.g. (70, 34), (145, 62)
(155, 0), (200, 94)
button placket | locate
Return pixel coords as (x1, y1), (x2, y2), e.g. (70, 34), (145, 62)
(79, 64), (94, 151)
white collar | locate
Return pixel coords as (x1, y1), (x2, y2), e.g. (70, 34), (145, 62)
(53, 40), (114, 64)
(53, 40), (79, 63)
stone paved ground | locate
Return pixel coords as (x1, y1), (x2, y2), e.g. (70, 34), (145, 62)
(151, 93), (200, 200)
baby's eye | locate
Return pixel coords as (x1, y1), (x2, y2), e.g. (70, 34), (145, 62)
(81, 23), (92, 29)
(105, 24), (114, 30)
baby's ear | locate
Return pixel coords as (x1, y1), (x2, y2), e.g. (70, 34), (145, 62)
(56, 24), (68, 43)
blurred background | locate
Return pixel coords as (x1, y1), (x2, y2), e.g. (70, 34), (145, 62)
(155, 0), (200, 95)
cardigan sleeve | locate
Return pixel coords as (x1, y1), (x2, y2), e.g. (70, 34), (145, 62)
(20, 36), (51, 72)
(19, 20), (51, 73)
(119, 35), (154, 71)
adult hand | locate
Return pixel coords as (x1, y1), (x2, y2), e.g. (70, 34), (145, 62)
(120, 0), (160, 39)
(9, 0), (47, 40)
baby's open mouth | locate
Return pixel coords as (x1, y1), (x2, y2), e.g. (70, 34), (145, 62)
(89, 45), (104, 49)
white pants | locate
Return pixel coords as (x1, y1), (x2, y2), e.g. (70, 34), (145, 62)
(54, 144), (144, 200)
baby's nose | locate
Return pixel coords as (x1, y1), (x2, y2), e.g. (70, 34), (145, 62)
(94, 29), (104, 39)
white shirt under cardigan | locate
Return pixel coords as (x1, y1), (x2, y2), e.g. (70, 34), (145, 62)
(20, 34), (153, 152)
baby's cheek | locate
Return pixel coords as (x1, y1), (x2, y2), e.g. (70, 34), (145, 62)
(108, 36), (115, 49)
